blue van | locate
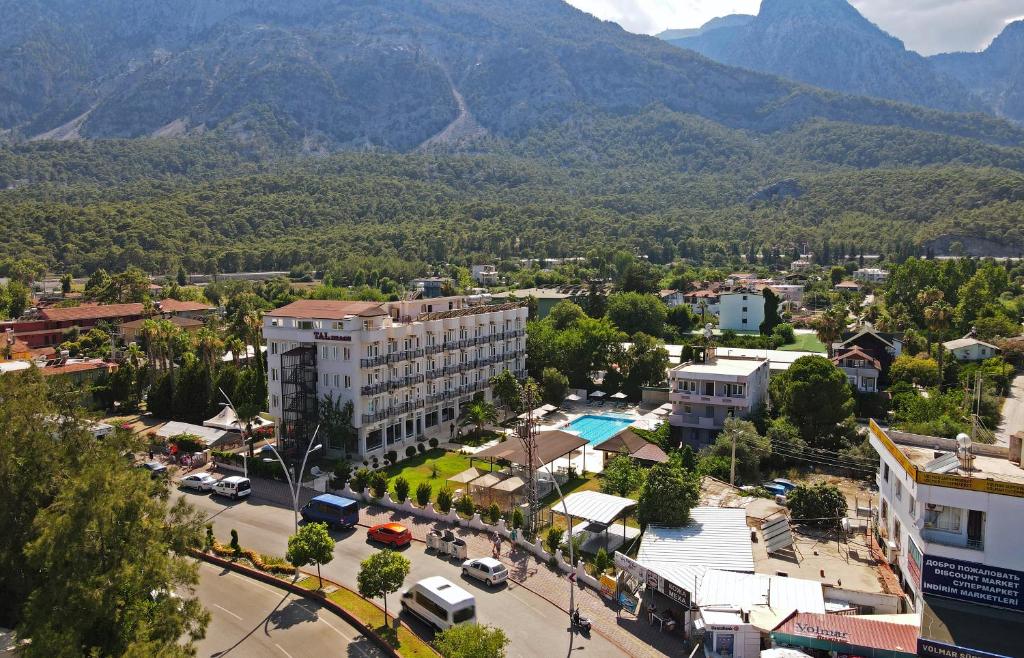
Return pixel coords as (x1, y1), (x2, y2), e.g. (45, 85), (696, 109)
(301, 494), (359, 529)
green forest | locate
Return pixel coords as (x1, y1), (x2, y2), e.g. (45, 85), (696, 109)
(4, 109), (1024, 275)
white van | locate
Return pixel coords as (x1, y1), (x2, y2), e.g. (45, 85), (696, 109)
(213, 476), (251, 500)
(400, 576), (476, 630)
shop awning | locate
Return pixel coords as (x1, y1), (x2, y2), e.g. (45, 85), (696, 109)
(771, 612), (917, 658)
(553, 490), (636, 525)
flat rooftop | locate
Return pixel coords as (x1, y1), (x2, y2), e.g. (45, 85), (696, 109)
(670, 357), (765, 378)
(877, 426), (1024, 486)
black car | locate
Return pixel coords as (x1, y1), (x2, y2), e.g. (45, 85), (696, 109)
(140, 461), (168, 479)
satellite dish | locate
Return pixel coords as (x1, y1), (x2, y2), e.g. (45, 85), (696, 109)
(956, 433), (972, 452)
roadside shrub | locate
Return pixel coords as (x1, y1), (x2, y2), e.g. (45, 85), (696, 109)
(205, 524), (214, 551)
(230, 529), (241, 557)
(429, 462), (439, 478)
(405, 446), (417, 458)
(488, 503), (501, 524)
(394, 476), (410, 502)
(369, 471), (389, 499)
(592, 548), (612, 575)
(416, 482), (432, 506)
(333, 459), (352, 485)
(560, 534), (584, 566)
(428, 438), (439, 448)
(511, 507), (524, 530)
(437, 486), (454, 513)
(351, 467), (372, 493)
(416, 443), (426, 454)
(456, 494), (475, 517)
(545, 527), (564, 555)
(385, 450), (398, 464)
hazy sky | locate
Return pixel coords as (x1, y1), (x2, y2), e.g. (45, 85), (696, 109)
(565, 0), (1024, 55)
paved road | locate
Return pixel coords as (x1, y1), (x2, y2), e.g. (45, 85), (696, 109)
(194, 561), (382, 658)
(181, 490), (625, 658)
(996, 373), (1024, 446)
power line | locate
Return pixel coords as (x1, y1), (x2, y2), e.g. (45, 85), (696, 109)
(767, 446), (878, 474)
(768, 442), (878, 470)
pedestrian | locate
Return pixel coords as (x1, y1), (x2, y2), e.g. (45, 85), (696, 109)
(148, 449), (154, 460)
(492, 533), (501, 559)
(450, 423), (455, 440)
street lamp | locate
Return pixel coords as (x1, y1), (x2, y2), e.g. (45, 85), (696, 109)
(261, 428), (323, 536)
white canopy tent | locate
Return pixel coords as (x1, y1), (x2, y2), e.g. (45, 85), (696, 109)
(565, 393), (583, 402)
(610, 392), (628, 400)
(204, 406), (274, 431)
(589, 390), (606, 398)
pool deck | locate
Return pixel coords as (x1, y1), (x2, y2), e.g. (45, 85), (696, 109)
(456, 403), (663, 475)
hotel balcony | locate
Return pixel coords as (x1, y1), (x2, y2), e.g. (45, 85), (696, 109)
(668, 412), (721, 430)
(669, 390), (750, 408)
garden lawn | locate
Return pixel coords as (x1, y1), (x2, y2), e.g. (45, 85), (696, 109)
(779, 333), (827, 353)
(384, 449), (473, 503)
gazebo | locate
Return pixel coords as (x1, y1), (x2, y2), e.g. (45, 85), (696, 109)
(447, 467), (484, 498)
(552, 490), (639, 553)
(472, 430), (588, 473)
(592, 428), (669, 465)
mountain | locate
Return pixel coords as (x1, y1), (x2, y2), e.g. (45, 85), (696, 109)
(931, 21), (1024, 124)
(664, 0), (986, 115)
(655, 15), (754, 41)
(0, 0), (1020, 152)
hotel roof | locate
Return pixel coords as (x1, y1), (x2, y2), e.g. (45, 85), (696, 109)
(39, 299), (211, 322)
(671, 357), (766, 377)
(267, 300), (387, 320)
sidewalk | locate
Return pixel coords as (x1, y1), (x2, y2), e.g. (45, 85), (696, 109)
(358, 504), (682, 658)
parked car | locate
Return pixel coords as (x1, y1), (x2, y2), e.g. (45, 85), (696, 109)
(301, 494), (359, 529)
(367, 522), (412, 547)
(461, 557), (508, 586)
(140, 461), (168, 479)
(213, 476), (251, 500)
(772, 478), (798, 493)
(761, 482), (788, 497)
(180, 472), (217, 491)
(400, 576), (476, 631)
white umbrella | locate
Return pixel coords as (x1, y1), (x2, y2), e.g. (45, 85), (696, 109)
(590, 390), (606, 398)
(565, 393), (582, 402)
(610, 392), (627, 400)
(651, 407), (669, 416)
(658, 402), (673, 410)
(539, 404), (557, 413)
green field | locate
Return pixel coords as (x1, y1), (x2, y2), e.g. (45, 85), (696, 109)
(383, 449), (474, 502)
(780, 333), (827, 353)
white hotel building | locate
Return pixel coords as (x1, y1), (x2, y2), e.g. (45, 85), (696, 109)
(264, 297), (527, 460)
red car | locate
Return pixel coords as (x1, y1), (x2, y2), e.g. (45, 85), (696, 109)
(367, 522), (412, 547)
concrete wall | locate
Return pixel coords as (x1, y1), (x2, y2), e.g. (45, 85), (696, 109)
(823, 586), (902, 614)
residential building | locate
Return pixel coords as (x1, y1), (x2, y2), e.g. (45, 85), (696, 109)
(835, 327), (903, 380)
(854, 267), (890, 283)
(0, 358), (116, 409)
(470, 265), (500, 286)
(2, 329), (31, 360)
(834, 280), (863, 293)
(499, 285), (598, 319)
(668, 348), (770, 447)
(868, 422), (1024, 658)
(725, 273), (757, 288)
(832, 347), (881, 393)
(658, 289), (686, 308)
(119, 315), (204, 344)
(789, 259), (813, 271)
(942, 337), (1001, 363)
(409, 277), (452, 299)
(0, 299), (213, 349)
(264, 297), (527, 461)
(681, 289), (721, 319)
(767, 284), (804, 305)
(718, 291), (770, 332)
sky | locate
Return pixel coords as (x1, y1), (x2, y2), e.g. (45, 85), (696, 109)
(565, 0), (1024, 55)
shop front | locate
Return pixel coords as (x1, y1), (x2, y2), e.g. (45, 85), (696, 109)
(770, 612), (917, 658)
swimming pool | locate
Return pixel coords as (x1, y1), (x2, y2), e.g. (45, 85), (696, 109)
(565, 414), (635, 445)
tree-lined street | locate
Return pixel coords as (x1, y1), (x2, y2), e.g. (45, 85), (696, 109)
(180, 491), (627, 658)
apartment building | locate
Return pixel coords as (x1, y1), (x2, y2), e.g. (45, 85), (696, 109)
(668, 347), (770, 449)
(264, 297), (527, 461)
(718, 291), (769, 332)
(832, 347), (880, 393)
(471, 265), (500, 286)
(854, 268), (889, 283)
(868, 422), (1024, 658)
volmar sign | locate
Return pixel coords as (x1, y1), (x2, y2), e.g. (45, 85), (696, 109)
(922, 556), (1023, 612)
(313, 332), (351, 342)
(918, 638), (1012, 658)
(793, 622), (849, 641)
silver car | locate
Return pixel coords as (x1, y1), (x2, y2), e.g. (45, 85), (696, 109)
(180, 472), (217, 491)
(461, 557), (508, 586)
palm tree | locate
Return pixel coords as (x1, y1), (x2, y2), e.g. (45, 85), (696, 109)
(462, 400), (498, 439)
(815, 305), (847, 357)
(195, 327), (224, 372)
(123, 342), (145, 369)
(925, 300), (954, 388)
(225, 337), (245, 369)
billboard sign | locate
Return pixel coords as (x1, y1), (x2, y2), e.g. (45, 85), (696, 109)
(922, 555), (1023, 612)
(918, 638), (1011, 658)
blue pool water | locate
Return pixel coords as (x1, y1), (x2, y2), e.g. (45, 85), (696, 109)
(565, 415), (634, 445)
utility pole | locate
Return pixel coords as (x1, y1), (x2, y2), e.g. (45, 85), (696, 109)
(517, 385), (539, 534)
(729, 429), (737, 487)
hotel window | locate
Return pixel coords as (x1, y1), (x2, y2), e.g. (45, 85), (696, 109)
(299, 320), (313, 330)
(333, 374), (340, 387)
(343, 347), (350, 360)
(270, 342), (278, 355)
(894, 479), (902, 501)
(271, 368), (278, 382)
(724, 383), (745, 397)
(883, 463), (889, 482)
(271, 394), (279, 408)
(331, 346), (339, 360)
(908, 494), (915, 516)
(323, 373), (329, 387)
(924, 505), (961, 533)
(344, 375), (351, 389)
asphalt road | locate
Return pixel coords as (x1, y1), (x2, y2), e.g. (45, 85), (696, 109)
(194, 561), (383, 658)
(996, 373), (1024, 446)
(181, 490), (625, 658)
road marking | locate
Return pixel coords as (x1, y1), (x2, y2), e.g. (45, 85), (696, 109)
(213, 604), (243, 621)
(293, 599), (378, 657)
(275, 643), (294, 658)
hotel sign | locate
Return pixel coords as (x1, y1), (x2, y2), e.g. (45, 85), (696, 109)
(922, 555), (1023, 612)
(313, 331), (351, 342)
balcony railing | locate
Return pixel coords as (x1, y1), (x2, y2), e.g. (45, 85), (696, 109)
(669, 412), (720, 429)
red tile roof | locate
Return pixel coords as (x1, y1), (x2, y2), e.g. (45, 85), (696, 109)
(772, 612), (917, 654)
(39, 361), (116, 376)
(39, 300), (211, 322)
(831, 346), (881, 370)
(267, 300), (386, 320)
